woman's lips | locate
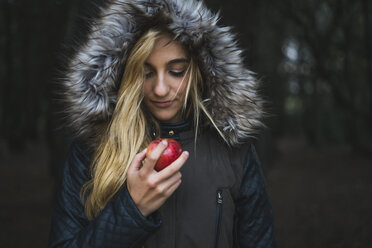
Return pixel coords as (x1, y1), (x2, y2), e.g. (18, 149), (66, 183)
(151, 100), (173, 108)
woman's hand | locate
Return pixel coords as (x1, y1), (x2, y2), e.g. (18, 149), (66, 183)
(126, 140), (189, 217)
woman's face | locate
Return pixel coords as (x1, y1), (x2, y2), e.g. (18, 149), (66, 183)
(143, 35), (190, 123)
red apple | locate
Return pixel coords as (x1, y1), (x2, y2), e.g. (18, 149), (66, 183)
(146, 138), (183, 171)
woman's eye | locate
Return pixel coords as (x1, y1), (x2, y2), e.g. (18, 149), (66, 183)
(169, 70), (185, 77)
(145, 71), (154, 79)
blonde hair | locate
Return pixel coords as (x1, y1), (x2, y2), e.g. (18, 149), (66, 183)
(82, 29), (225, 220)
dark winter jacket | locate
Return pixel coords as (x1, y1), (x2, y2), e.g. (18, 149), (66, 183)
(49, 123), (276, 247)
(49, 0), (276, 247)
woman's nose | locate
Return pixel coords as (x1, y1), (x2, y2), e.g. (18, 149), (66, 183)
(153, 74), (169, 97)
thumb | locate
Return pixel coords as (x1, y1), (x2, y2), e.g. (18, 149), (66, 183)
(129, 148), (147, 173)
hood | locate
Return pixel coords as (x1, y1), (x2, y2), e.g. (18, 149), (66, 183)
(60, 0), (265, 146)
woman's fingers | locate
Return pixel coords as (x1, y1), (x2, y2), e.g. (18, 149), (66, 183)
(147, 172), (182, 208)
(155, 171), (182, 195)
(163, 176), (182, 196)
(157, 151), (189, 179)
(140, 140), (168, 174)
(147, 150), (188, 188)
(128, 148), (147, 173)
(127, 147), (187, 217)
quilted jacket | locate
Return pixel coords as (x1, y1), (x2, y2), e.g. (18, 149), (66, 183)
(48, 125), (276, 247)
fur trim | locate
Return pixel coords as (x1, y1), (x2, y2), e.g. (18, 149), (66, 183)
(60, 0), (265, 146)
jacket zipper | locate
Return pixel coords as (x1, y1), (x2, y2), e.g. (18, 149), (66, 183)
(214, 189), (223, 248)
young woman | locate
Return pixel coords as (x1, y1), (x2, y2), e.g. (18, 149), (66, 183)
(49, 0), (276, 247)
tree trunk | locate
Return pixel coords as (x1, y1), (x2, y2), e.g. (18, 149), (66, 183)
(362, 0), (372, 124)
(343, 23), (359, 153)
(1, 2), (12, 141)
(21, 0), (39, 141)
(7, 1), (26, 151)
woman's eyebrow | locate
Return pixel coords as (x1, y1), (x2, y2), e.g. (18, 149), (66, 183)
(167, 58), (189, 65)
(144, 58), (189, 68)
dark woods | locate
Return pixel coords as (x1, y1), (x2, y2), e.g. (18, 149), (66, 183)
(1, 0), (371, 156)
(0, 0), (75, 150)
(0, 0), (97, 181)
(0, 0), (371, 247)
(209, 0), (372, 155)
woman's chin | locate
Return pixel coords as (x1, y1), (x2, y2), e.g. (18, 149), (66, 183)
(154, 113), (182, 123)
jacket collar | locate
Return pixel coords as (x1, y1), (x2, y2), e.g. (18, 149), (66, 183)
(151, 118), (193, 141)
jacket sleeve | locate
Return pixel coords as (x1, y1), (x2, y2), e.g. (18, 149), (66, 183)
(48, 140), (161, 248)
(234, 144), (277, 248)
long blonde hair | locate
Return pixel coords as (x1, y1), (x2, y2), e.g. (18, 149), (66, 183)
(82, 29), (225, 220)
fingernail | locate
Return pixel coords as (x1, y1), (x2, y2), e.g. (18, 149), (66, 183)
(162, 140), (168, 146)
(184, 151), (189, 157)
(143, 148), (148, 153)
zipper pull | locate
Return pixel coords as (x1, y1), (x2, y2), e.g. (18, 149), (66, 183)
(217, 190), (223, 204)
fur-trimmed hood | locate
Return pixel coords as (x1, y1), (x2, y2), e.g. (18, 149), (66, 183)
(60, 0), (265, 147)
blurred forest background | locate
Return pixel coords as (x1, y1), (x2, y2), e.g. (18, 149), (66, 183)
(0, 0), (371, 247)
